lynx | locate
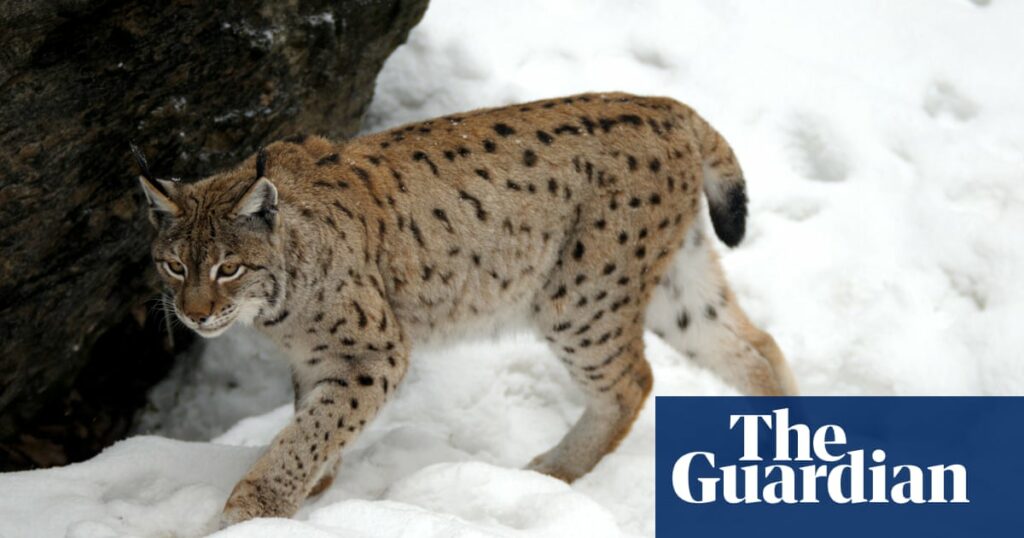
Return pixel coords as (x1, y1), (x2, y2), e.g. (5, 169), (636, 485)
(134, 92), (796, 525)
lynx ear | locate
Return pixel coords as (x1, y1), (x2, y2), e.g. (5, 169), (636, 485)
(131, 143), (180, 225)
(137, 176), (180, 224)
(232, 177), (278, 227)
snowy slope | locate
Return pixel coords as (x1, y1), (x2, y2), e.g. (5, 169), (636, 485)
(2, 1), (1022, 536)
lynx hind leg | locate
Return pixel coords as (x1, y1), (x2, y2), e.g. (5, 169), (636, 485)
(646, 223), (797, 396)
(529, 316), (652, 483)
(527, 242), (658, 482)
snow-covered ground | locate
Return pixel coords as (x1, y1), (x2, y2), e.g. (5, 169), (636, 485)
(2, 1), (1022, 536)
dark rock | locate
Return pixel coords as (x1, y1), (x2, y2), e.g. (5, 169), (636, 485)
(0, 0), (428, 468)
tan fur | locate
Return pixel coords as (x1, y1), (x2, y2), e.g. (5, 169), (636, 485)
(712, 248), (798, 396)
(137, 92), (793, 525)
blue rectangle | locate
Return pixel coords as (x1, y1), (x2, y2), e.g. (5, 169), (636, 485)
(655, 397), (1024, 537)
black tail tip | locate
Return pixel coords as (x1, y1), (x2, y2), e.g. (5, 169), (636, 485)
(709, 185), (747, 248)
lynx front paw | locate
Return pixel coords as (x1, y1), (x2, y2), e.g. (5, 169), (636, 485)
(220, 477), (300, 528)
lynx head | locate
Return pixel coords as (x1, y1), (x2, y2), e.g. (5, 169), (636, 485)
(133, 145), (286, 337)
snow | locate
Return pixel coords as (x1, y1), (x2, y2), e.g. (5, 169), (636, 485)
(2, 0), (1023, 536)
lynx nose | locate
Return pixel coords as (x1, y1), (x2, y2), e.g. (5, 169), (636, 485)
(182, 301), (215, 325)
(185, 312), (211, 325)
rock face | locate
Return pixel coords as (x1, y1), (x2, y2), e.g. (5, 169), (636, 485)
(0, 0), (428, 468)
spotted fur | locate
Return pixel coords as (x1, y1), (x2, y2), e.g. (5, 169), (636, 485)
(136, 92), (795, 525)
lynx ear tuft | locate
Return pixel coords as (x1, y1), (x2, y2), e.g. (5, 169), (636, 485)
(129, 142), (153, 181)
(233, 177), (278, 228)
(255, 146), (268, 180)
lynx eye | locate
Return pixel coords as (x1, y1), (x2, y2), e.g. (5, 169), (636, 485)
(163, 260), (186, 279)
(216, 262), (244, 281)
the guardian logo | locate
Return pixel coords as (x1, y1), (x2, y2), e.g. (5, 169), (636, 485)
(672, 408), (969, 505)
(656, 397), (1023, 536)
